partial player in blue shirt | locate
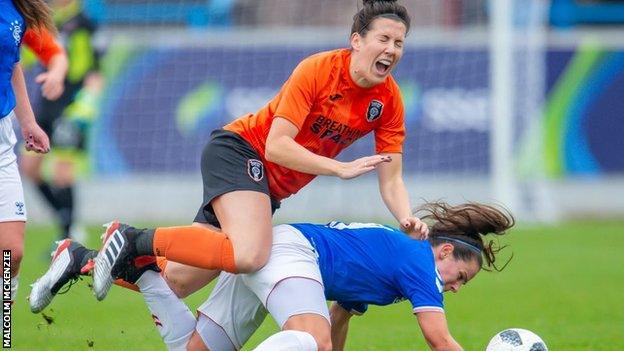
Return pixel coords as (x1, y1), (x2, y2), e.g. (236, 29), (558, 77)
(1, 0), (26, 119)
(1, 0), (53, 306)
(28, 201), (514, 351)
(292, 221), (445, 314)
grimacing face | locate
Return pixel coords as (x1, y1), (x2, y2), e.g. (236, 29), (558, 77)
(349, 17), (407, 88)
(434, 244), (481, 293)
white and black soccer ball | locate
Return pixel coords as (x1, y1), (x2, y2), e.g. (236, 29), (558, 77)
(486, 328), (548, 351)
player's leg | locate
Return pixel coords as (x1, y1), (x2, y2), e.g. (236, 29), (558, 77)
(253, 330), (319, 351)
(190, 272), (268, 351)
(134, 270), (196, 351)
(29, 239), (158, 313)
(260, 279), (331, 351)
(161, 261), (219, 299)
(244, 225), (331, 350)
(159, 222), (222, 298)
(93, 130), (276, 299)
(51, 157), (74, 239)
(151, 129), (277, 274)
(0, 118), (28, 302)
(92, 194), (272, 300)
(0, 222), (24, 302)
(28, 239), (96, 313)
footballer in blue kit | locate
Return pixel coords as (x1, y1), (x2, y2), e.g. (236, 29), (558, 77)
(186, 202), (513, 351)
(1, 0), (51, 306)
(293, 221), (444, 315)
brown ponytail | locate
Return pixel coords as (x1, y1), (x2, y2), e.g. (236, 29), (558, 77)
(12, 0), (57, 35)
(418, 201), (515, 271)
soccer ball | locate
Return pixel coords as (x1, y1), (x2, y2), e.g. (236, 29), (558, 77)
(486, 328), (548, 351)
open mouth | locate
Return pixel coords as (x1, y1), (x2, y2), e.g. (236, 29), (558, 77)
(374, 59), (392, 75)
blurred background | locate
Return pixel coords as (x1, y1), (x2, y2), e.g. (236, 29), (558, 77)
(21, 0), (624, 227)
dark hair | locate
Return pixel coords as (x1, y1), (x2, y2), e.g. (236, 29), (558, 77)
(418, 202), (515, 271)
(351, 0), (411, 37)
(12, 0), (56, 35)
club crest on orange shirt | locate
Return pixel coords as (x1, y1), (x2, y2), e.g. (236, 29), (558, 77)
(247, 159), (264, 182)
(366, 100), (384, 122)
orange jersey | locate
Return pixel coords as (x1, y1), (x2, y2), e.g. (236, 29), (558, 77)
(23, 28), (64, 67)
(224, 49), (405, 201)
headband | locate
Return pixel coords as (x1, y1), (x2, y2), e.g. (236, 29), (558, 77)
(436, 236), (482, 255)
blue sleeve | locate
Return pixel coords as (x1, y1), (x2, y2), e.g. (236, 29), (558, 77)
(395, 260), (444, 314)
(337, 301), (369, 316)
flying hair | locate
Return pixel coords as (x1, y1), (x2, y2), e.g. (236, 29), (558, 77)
(417, 201), (515, 272)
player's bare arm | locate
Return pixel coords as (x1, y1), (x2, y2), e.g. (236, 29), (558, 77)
(329, 302), (354, 351)
(417, 311), (464, 351)
(266, 116), (390, 178)
(377, 152), (429, 238)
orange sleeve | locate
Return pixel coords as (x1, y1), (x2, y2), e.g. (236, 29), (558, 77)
(375, 82), (406, 154)
(23, 28), (64, 67)
(272, 56), (319, 130)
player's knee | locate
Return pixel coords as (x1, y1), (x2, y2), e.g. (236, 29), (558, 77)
(185, 331), (209, 351)
(11, 249), (23, 266)
(234, 251), (269, 273)
(6, 241), (23, 263)
(10, 247), (23, 275)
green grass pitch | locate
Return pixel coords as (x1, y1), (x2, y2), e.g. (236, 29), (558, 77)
(8, 220), (624, 350)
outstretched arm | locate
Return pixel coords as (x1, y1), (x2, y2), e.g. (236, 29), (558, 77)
(265, 117), (391, 179)
(416, 311), (463, 351)
(377, 153), (429, 239)
(329, 302), (354, 351)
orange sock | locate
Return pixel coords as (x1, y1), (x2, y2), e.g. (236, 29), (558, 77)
(153, 226), (237, 273)
(114, 279), (139, 292)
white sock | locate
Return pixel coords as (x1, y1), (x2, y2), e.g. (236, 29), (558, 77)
(11, 275), (18, 302)
(136, 271), (196, 351)
(253, 330), (318, 351)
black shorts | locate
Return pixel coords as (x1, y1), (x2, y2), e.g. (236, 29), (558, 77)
(194, 129), (281, 227)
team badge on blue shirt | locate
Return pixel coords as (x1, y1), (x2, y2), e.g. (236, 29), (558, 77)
(10, 20), (22, 46)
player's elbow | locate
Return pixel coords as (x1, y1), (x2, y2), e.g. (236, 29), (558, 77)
(264, 139), (282, 164)
(264, 134), (295, 165)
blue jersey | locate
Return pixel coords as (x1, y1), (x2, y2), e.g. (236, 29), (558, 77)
(0, 0), (25, 118)
(292, 222), (444, 315)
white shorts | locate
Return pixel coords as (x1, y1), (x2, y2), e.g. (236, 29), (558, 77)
(196, 224), (328, 350)
(0, 114), (26, 222)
